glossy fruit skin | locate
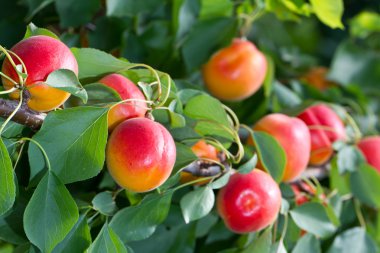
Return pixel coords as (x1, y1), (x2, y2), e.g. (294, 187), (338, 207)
(254, 113), (311, 182)
(298, 104), (346, 165)
(98, 74), (147, 130)
(180, 140), (219, 184)
(357, 136), (380, 173)
(106, 118), (176, 192)
(1, 35), (78, 112)
(217, 170), (281, 233)
(202, 38), (267, 101)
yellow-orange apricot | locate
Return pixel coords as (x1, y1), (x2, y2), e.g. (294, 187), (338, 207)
(106, 118), (176, 192)
(98, 73), (147, 131)
(1, 35), (78, 112)
(202, 38), (267, 101)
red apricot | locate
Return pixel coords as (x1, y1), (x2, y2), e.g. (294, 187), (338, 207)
(253, 113), (311, 182)
(202, 38), (267, 101)
(106, 118), (176, 192)
(357, 136), (380, 173)
(298, 104), (346, 165)
(217, 170), (281, 233)
(98, 73), (147, 130)
(1, 35), (78, 112)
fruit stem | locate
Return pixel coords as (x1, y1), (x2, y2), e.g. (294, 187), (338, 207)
(13, 141), (26, 170)
(0, 46), (25, 86)
(174, 175), (217, 191)
(344, 112), (363, 143)
(354, 199), (366, 228)
(0, 86), (18, 94)
(19, 137), (51, 171)
(0, 72), (18, 86)
(0, 90), (23, 134)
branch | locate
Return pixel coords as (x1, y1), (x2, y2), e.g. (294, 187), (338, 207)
(0, 98), (45, 130)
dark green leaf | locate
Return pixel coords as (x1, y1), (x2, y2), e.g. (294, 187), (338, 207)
(0, 138), (15, 216)
(92, 192), (117, 216)
(45, 69), (88, 103)
(290, 202), (336, 238)
(28, 107), (108, 184)
(106, 0), (163, 17)
(350, 164), (380, 208)
(71, 48), (131, 79)
(173, 142), (198, 173)
(327, 227), (378, 253)
(24, 171), (79, 253)
(52, 215), (91, 253)
(292, 234), (321, 253)
(25, 0), (54, 20)
(88, 223), (128, 253)
(242, 228), (272, 253)
(55, 0), (101, 28)
(252, 131), (286, 182)
(180, 186), (215, 223)
(110, 191), (173, 242)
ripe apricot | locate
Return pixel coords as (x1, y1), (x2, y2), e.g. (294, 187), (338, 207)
(106, 118), (176, 192)
(217, 170), (281, 233)
(1, 35), (78, 112)
(202, 38), (267, 101)
(298, 104), (346, 165)
(253, 113), (311, 182)
(180, 140), (219, 184)
(301, 67), (336, 91)
(98, 73), (147, 130)
(357, 136), (380, 173)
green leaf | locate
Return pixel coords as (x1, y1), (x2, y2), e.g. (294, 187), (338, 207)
(180, 186), (215, 223)
(272, 81), (302, 110)
(110, 191), (173, 243)
(52, 215), (92, 253)
(87, 223), (128, 253)
(210, 172), (231, 190)
(23, 23), (59, 39)
(184, 94), (234, 141)
(238, 154), (258, 174)
(28, 107), (108, 184)
(337, 145), (365, 173)
(0, 138), (15, 216)
(24, 171), (79, 253)
(310, 0), (344, 29)
(350, 164), (380, 208)
(106, 0), (162, 17)
(55, 0), (101, 28)
(290, 202), (336, 238)
(327, 227), (378, 253)
(173, 142), (198, 173)
(251, 131), (286, 182)
(182, 17), (237, 72)
(242, 228), (272, 253)
(71, 48), (131, 79)
(45, 69), (88, 103)
(329, 158), (350, 195)
(350, 12), (380, 39)
(92, 192), (117, 216)
(292, 234), (321, 253)
(271, 240), (287, 253)
(328, 40), (380, 92)
(199, 0), (233, 20)
(25, 0), (54, 20)
(168, 111), (186, 128)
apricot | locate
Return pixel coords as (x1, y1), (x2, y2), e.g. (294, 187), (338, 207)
(357, 136), (380, 173)
(180, 140), (219, 184)
(106, 118), (176, 192)
(217, 170), (281, 233)
(1, 35), (78, 112)
(301, 67), (336, 91)
(98, 73), (147, 130)
(253, 113), (311, 182)
(298, 104), (346, 165)
(202, 38), (267, 101)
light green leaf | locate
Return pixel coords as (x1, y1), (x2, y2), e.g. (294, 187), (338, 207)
(180, 186), (215, 223)
(24, 171), (79, 253)
(23, 23), (59, 39)
(292, 234), (321, 253)
(310, 0), (344, 29)
(350, 164), (380, 208)
(327, 227), (378, 253)
(110, 191), (173, 243)
(45, 69), (88, 103)
(87, 223), (128, 253)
